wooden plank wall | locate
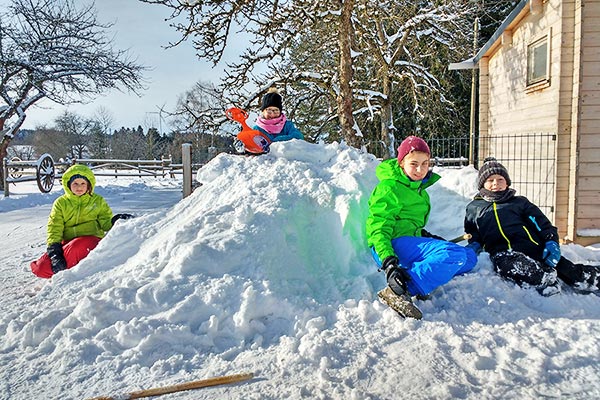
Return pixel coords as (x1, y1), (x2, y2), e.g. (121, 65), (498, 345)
(479, 0), (562, 224)
(478, 0), (600, 244)
(484, 3), (560, 136)
(576, 0), (600, 238)
(559, 0), (578, 241)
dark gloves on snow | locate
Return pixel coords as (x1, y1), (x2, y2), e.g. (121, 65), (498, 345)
(111, 213), (135, 226)
(543, 241), (561, 268)
(421, 229), (445, 241)
(381, 255), (400, 271)
(47, 243), (67, 274)
(380, 255), (411, 296)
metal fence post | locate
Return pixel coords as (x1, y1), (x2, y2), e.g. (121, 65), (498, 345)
(182, 143), (193, 198)
(469, 18), (479, 166)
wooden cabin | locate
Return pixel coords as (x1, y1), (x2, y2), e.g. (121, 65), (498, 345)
(451, 0), (600, 245)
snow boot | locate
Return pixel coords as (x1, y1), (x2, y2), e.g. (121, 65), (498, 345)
(377, 286), (423, 319)
(556, 259), (600, 293)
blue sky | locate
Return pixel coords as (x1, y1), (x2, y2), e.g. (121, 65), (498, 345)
(14, 0), (228, 132)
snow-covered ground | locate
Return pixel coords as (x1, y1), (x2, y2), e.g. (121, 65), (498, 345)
(1, 140), (599, 400)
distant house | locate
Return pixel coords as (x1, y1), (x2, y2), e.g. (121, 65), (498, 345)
(451, 0), (600, 245)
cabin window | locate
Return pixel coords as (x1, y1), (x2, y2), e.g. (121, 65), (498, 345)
(526, 34), (550, 87)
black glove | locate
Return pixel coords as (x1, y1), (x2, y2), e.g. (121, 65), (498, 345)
(261, 142), (270, 153)
(380, 256), (411, 296)
(111, 213), (135, 226)
(381, 255), (399, 271)
(421, 229), (445, 241)
(47, 243), (67, 274)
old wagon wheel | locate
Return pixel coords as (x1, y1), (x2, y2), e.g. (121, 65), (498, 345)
(36, 154), (55, 193)
(8, 157), (23, 179)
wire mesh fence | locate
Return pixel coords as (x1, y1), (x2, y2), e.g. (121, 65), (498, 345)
(428, 136), (471, 167)
(478, 132), (557, 220)
(428, 133), (556, 220)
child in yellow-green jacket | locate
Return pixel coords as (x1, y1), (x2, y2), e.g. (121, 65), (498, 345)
(30, 164), (130, 278)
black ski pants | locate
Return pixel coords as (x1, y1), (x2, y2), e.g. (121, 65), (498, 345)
(490, 250), (599, 291)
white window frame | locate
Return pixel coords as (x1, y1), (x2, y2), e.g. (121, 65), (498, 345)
(526, 32), (551, 89)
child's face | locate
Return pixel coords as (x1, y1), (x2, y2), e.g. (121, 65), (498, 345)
(483, 174), (508, 192)
(70, 178), (89, 196)
(261, 107), (281, 120)
(400, 151), (431, 181)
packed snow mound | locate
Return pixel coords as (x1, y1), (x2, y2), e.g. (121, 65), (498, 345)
(1, 141), (385, 391)
(3, 140), (600, 399)
(193, 140), (379, 302)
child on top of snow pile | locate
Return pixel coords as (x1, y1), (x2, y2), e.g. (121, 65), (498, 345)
(30, 164), (131, 278)
(464, 157), (600, 296)
(366, 136), (478, 309)
(252, 88), (304, 151)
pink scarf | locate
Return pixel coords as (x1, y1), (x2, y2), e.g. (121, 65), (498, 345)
(256, 114), (287, 135)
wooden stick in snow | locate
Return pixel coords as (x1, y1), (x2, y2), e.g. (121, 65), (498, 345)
(88, 372), (254, 400)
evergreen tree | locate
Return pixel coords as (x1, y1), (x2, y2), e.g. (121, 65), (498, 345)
(111, 127), (146, 160)
(88, 122), (110, 159)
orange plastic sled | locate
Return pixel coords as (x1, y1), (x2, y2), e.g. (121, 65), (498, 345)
(225, 107), (272, 154)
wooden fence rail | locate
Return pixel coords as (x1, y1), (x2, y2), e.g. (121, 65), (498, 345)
(3, 146), (201, 198)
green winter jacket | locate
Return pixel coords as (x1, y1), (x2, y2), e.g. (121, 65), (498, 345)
(47, 164), (113, 245)
(366, 158), (440, 260)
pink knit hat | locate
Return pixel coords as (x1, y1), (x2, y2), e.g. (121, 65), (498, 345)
(397, 136), (430, 163)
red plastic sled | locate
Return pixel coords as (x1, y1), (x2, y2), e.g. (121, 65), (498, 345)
(225, 107), (271, 154)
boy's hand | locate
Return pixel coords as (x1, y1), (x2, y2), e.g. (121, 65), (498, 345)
(386, 267), (412, 296)
(380, 256), (411, 296)
(111, 213), (135, 226)
(381, 255), (399, 271)
(542, 241), (561, 267)
(421, 229), (445, 241)
(47, 243), (67, 274)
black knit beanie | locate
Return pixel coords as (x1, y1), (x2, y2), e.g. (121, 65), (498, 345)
(477, 157), (511, 189)
(260, 91), (283, 111)
(68, 173), (91, 189)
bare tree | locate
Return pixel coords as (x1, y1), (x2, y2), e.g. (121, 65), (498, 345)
(55, 111), (94, 159)
(336, 0), (360, 148)
(0, 0), (146, 188)
(140, 0), (361, 147)
(94, 106), (115, 136)
(33, 127), (71, 160)
(351, 0), (473, 155)
(141, 0), (476, 156)
(171, 81), (224, 133)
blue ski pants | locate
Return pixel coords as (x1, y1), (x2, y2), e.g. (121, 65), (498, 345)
(372, 236), (478, 296)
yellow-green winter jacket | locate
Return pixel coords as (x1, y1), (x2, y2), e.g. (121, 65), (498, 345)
(366, 158), (440, 260)
(46, 164), (113, 245)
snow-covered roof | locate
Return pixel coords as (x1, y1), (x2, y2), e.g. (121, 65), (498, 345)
(449, 0), (531, 70)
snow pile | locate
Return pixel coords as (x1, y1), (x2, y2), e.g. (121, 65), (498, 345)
(1, 140), (599, 399)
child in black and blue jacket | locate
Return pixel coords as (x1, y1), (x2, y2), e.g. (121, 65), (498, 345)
(464, 157), (600, 296)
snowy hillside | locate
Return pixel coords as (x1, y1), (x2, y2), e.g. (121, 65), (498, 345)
(1, 140), (599, 400)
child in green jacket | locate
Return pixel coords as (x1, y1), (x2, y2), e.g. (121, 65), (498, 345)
(366, 136), (477, 298)
(30, 164), (130, 278)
